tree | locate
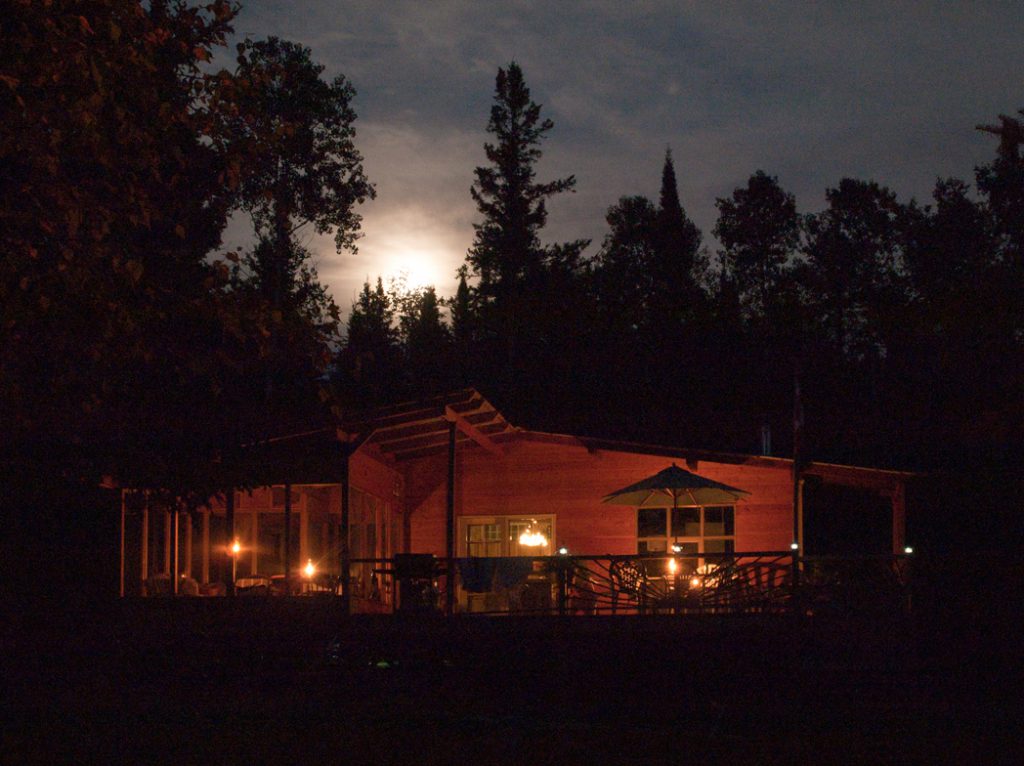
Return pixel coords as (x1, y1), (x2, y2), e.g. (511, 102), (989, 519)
(449, 268), (476, 347)
(801, 179), (908, 361)
(975, 110), (1024, 346)
(447, 268), (477, 386)
(650, 150), (706, 325)
(336, 278), (402, 407)
(714, 171), (801, 322)
(213, 35), (373, 427)
(230, 237), (341, 418)
(219, 37), (374, 266)
(591, 195), (659, 335)
(465, 62), (588, 383)
(0, 0), (241, 490)
(401, 286), (452, 396)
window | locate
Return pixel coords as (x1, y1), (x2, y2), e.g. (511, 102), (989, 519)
(460, 516), (555, 558)
(637, 506), (735, 575)
(459, 515), (555, 613)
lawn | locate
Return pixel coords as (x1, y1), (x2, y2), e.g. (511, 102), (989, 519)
(3, 598), (1020, 764)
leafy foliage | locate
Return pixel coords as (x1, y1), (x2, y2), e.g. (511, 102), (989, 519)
(714, 170), (801, 321)
(1, 0), (239, 491)
(0, 3), (374, 497)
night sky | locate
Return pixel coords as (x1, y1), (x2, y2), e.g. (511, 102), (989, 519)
(221, 1), (1024, 311)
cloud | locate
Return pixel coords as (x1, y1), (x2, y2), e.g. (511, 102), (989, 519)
(230, 1), (1024, 307)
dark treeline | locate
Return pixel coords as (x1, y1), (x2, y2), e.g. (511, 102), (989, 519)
(2, 1), (1021, 531)
(338, 64), (1024, 479)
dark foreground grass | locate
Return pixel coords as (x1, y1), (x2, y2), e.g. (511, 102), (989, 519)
(3, 598), (1021, 765)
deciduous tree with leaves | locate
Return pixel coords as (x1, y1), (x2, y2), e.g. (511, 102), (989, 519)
(714, 170), (801, 323)
(0, 0), (241, 492)
(213, 35), (373, 430)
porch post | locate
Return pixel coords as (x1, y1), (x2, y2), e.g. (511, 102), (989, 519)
(340, 448), (351, 615)
(185, 511), (193, 579)
(792, 366), (804, 555)
(119, 490), (126, 598)
(225, 489), (235, 596)
(445, 418), (456, 616)
(201, 509), (210, 584)
(250, 509), (259, 576)
(140, 493), (149, 595)
(283, 483), (292, 595)
(299, 501), (309, 565)
(163, 508), (172, 575)
(172, 505), (179, 595)
(796, 478), (805, 553)
(891, 482), (907, 554)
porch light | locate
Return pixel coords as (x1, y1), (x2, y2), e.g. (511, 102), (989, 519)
(518, 520), (548, 547)
(671, 544), (682, 553)
(904, 546), (914, 555)
(230, 538), (240, 583)
(304, 559), (316, 578)
(790, 542), (799, 551)
(558, 547), (569, 555)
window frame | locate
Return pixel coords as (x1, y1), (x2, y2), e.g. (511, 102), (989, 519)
(458, 514), (557, 558)
(636, 505), (736, 557)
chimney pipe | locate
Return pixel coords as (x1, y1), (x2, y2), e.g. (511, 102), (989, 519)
(760, 418), (772, 456)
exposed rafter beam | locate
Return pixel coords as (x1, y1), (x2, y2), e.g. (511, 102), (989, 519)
(445, 405), (502, 455)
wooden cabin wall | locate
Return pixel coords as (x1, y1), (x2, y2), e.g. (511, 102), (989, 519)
(403, 435), (794, 556)
(350, 451), (402, 506)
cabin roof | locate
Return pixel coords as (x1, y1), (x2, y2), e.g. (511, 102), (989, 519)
(245, 388), (914, 492)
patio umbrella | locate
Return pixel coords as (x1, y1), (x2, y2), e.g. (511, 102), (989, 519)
(602, 463), (750, 508)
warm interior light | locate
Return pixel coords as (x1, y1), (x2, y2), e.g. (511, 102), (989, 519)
(667, 557), (679, 575)
(518, 520), (548, 547)
(231, 539), (241, 555)
(303, 559), (316, 578)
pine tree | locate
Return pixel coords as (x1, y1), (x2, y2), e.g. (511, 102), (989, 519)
(337, 278), (401, 406)
(403, 287), (452, 396)
(465, 62), (588, 381)
(449, 269), (476, 349)
(651, 149), (705, 321)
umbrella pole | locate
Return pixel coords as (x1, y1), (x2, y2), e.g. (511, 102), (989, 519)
(671, 492), (681, 609)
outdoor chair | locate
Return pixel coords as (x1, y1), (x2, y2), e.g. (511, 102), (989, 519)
(609, 559), (648, 614)
(739, 561), (790, 613)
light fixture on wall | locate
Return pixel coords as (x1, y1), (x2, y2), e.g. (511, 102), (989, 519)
(518, 519), (548, 547)
(230, 538), (241, 583)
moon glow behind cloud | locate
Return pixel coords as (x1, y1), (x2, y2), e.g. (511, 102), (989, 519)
(230, 1), (1024, 317)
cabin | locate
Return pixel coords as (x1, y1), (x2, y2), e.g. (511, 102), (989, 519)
(120, 390), (913, 614)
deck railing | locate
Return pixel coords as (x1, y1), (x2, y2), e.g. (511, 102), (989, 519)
(345, 551), (912, 617)
(141, 551), (914, 617)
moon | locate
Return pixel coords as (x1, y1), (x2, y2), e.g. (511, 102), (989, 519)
(380, 246), (451, 291)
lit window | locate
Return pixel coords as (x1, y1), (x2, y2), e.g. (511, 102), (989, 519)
(637, 506), (735, 576)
